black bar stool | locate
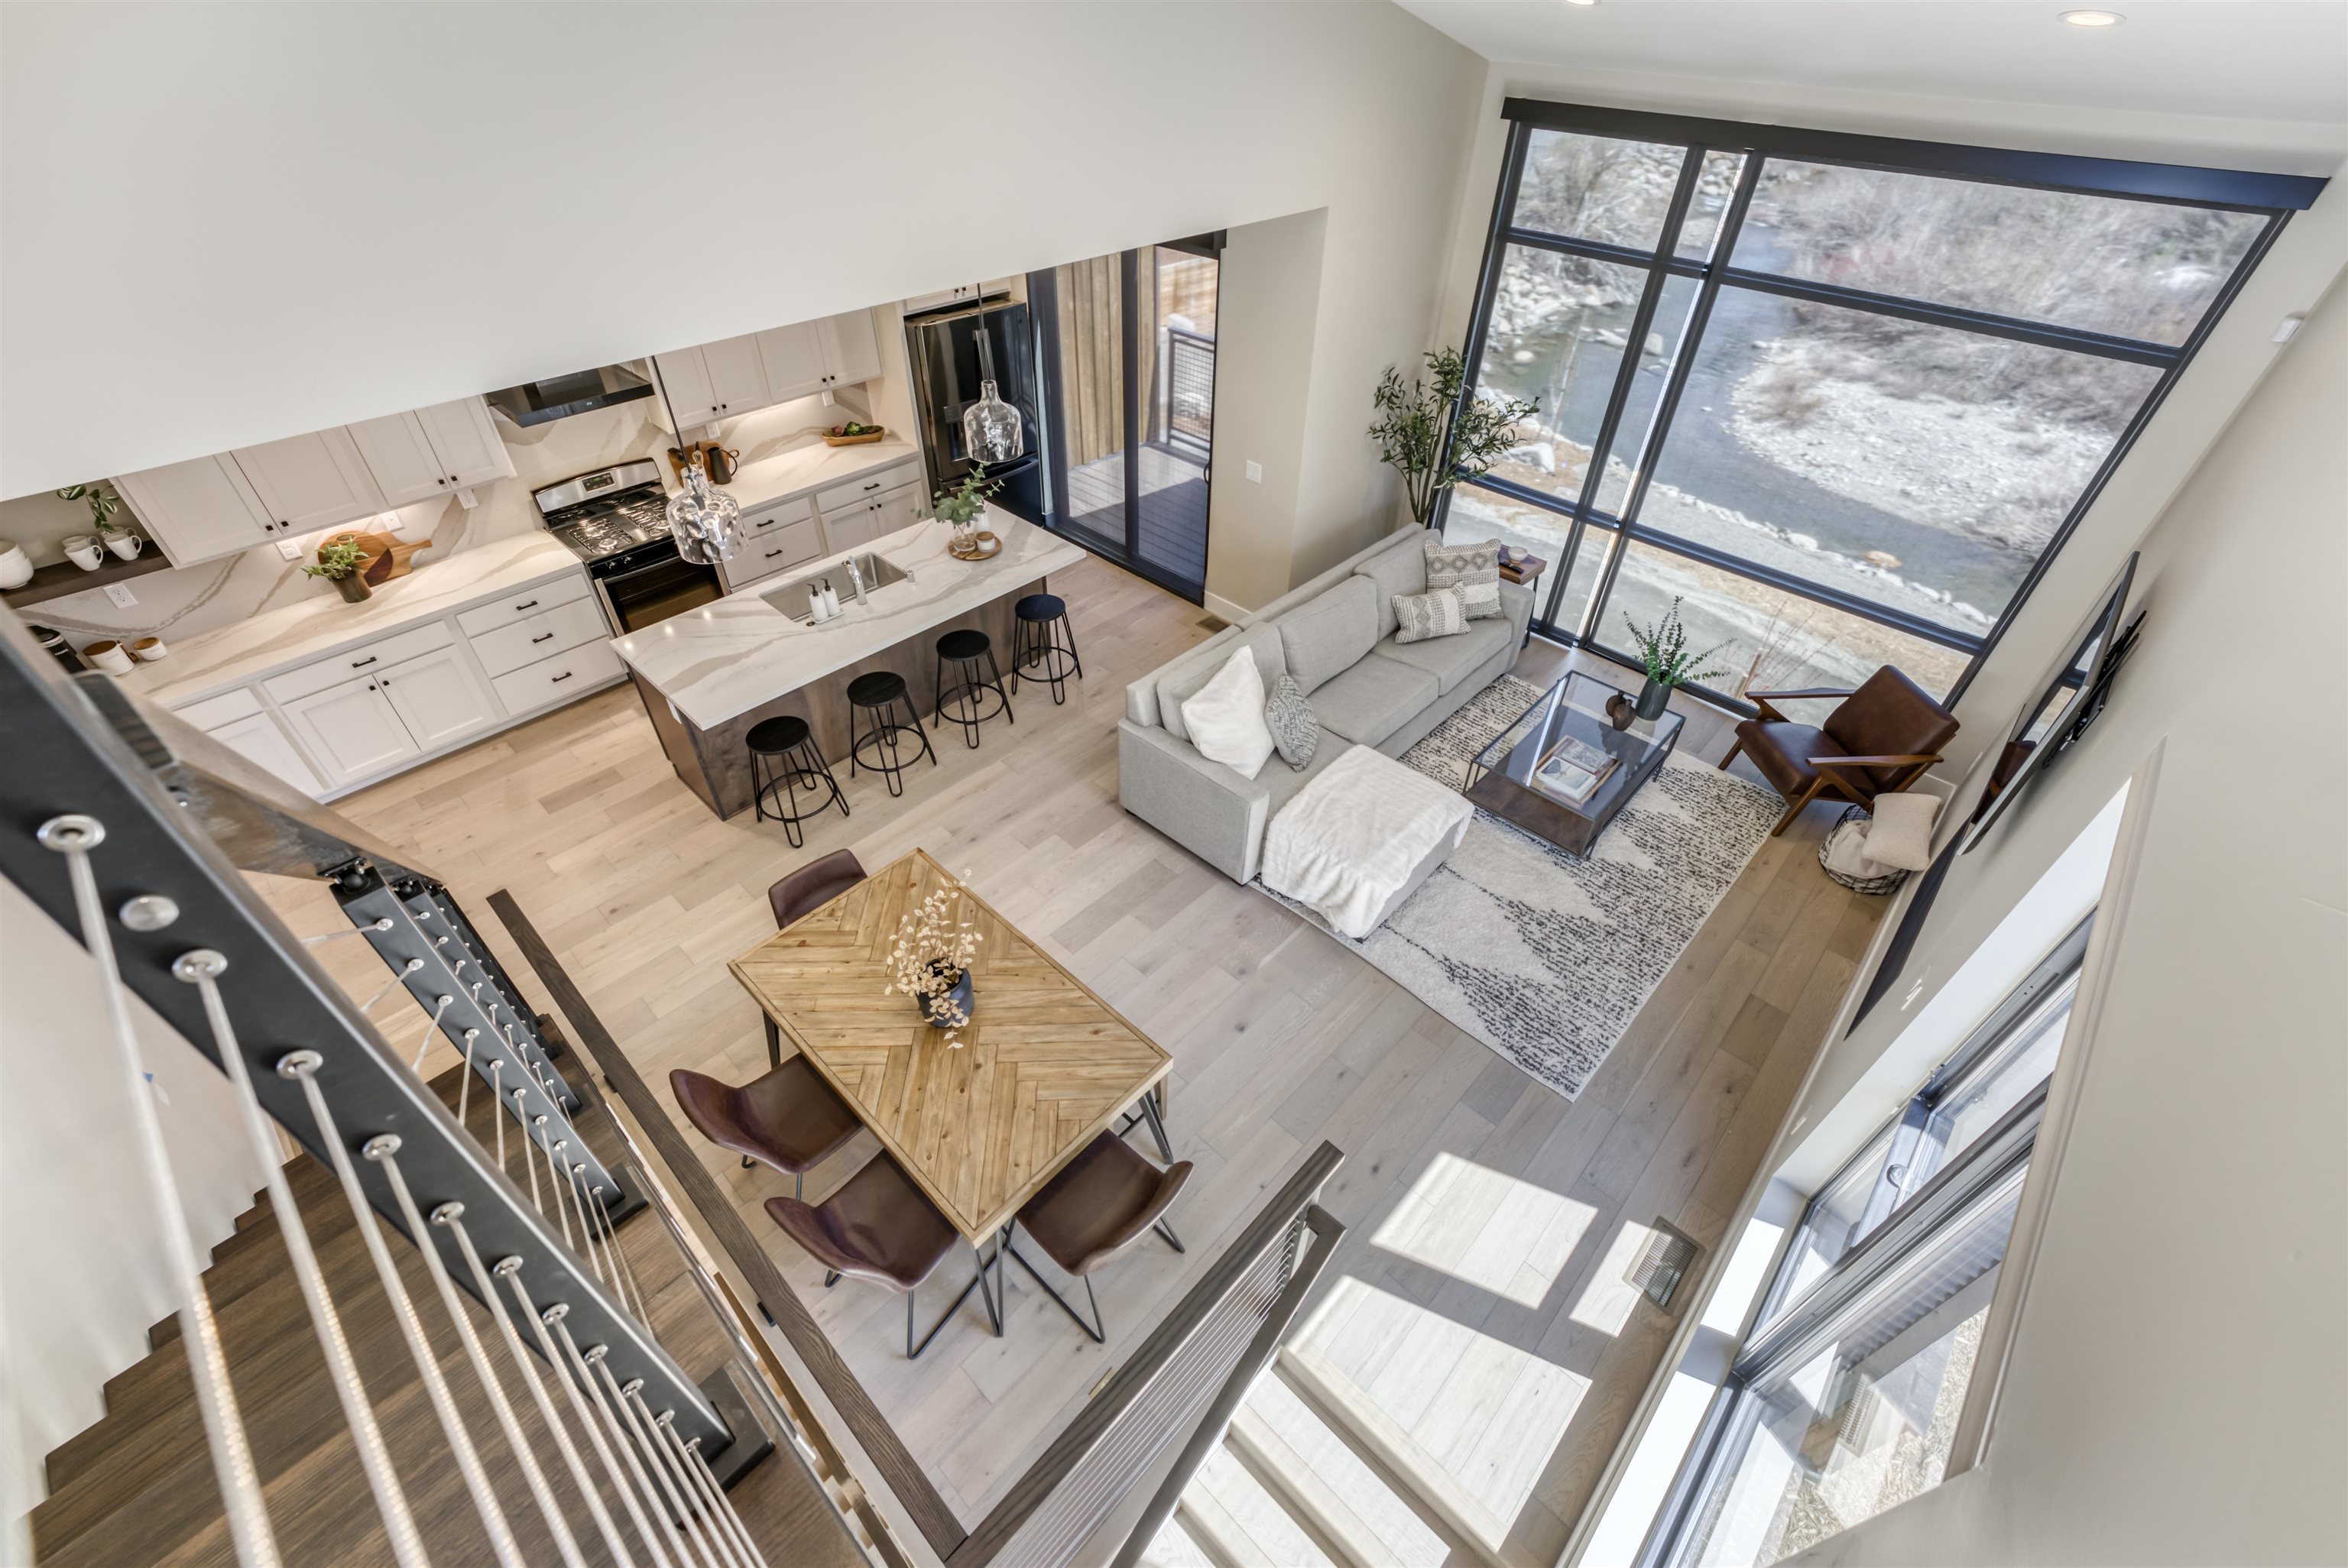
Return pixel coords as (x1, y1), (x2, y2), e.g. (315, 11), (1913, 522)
(845, 670), (937, 797)
(1011, 594), (1083, 705)
(932, 628), (1015, 750)
(746, 714), (847, 848)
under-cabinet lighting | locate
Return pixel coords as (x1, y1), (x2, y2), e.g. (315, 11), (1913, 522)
(2059, 8), (2124, 24)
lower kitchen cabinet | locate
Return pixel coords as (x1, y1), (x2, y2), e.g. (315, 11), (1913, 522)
(376, 646), (498, 751)
(281, 674), (420, 781)
(490, 640), (624, 715)
(203, 711), (328, 796)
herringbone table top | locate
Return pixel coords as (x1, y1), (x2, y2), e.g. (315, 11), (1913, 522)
(729, 850), (1172, 1242)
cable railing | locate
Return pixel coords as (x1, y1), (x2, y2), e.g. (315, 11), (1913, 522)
(0, 611), (842, 1566)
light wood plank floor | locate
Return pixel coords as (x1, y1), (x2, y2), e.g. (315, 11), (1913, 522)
(318, 552), (1876, 1563)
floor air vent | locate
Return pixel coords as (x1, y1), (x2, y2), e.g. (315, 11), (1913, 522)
(1628, 1218), (1701, 1310)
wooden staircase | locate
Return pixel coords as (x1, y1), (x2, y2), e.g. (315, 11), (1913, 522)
(28, 1064), (868, 1567)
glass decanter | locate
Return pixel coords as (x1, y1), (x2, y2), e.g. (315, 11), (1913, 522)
(665, 465), (741, 565)
(961, 381), (1023, 465)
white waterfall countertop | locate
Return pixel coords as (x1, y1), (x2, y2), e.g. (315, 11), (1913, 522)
(613, 513), (1085, 731)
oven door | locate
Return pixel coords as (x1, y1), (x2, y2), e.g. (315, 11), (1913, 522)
(596, 546), (724, 633)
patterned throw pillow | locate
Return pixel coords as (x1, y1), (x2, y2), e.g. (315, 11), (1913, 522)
(1392, 585), (1468, 644)
(1424, 537), (1503, 620)
(1263, 675), (1318, 771)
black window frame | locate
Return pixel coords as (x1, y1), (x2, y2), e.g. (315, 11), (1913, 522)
(1442, 100), (2320, 709)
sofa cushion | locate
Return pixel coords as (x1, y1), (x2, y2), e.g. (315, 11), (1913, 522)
(1425, 536), (1504, 620)
(1276, 576), (1380, 695)
(1373, 616), (1512, 695)
(1180, 646), (1276, 779)
(1354, 536), (1429, 640)
(1264, 675), (1319, 772)
(1393, 586), (1468, 644)
(1309, 654), (1441, 746)
(1157, 622), (1285, 742)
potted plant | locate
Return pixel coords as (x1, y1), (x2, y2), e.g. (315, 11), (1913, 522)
(303, 536), (373, 602)
(1368, 347), (1540, 526)
(1623, 598), (1730, 719)
(883, 874), (983, 1046)
(932, 462), (998, 551)
(57, 483), (144, 559)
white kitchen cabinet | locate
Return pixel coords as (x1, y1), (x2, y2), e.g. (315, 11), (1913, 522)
(490, 640), (624, 716)
(281, 675), (418, 782)
(818, 309), (883, 389)
(815, 459), (921, 517)
(375, 645), (497, 752)
(114, 455), (279, 566)
(232, 428), (386, 534)
(203, 711), (326, 797)
(700, 335), (772, 420)
(413, 399), (513, 491)
(821, 480), (924, 556)
(468, 595), (608, 677)
(902, 280), (1017, 315)
(656, 347), (719, 427)
(871, 483), (924, 536)
(755, 321), (829, 402)
(354, 398), (514, 504)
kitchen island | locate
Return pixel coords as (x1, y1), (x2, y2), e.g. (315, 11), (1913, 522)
(614, 513), (1085, 818)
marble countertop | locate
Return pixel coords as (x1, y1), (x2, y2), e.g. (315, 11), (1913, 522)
(122, 533), (587, 708)
(615, 513), (1085, 731)
(722, 438), (923, 510)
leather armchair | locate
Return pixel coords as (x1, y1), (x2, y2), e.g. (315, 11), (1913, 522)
(1721, 666), (1957, 836)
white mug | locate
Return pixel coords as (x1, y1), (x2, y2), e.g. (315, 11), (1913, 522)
(0, 542), (31, 589)
(105, 533), (144, 560)
(62, 535), (103, 571)
(83, 640), (134, 675)
(130, 637), (169, 662)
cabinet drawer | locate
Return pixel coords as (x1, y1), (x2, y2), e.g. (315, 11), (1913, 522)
(469, 598), (609, 677)
(740, 494), (813, 535)
(174, 687), (264, 729)
(491, 639), (624, 714)
(725, 517), (824, 588)
(263, 621), (453, 704)
(814, 461), (919, 518)
(456, 571), (592, 637)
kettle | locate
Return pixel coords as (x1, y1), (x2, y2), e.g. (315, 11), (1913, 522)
(705, 444), (742, 485)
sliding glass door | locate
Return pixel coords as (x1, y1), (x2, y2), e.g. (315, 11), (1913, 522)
(1442, 104), (2304, 706)
(1032, 240), (1219, 600)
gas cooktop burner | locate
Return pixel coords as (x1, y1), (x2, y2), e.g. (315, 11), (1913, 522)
(543, 484), (673, 563)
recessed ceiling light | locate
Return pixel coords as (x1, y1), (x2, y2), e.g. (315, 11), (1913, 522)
(2060, 9), (2124, 24)
(1562, 0), (1597, 7)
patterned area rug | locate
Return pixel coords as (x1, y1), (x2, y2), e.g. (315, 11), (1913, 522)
(1260, 675), (1782, 1100)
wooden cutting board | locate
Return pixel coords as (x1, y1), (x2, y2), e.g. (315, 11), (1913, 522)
(325, 530), (428, 585)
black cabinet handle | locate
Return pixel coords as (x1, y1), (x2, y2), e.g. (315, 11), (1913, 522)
(531, 632), (554, 643)
(513, 599), (538, 611)
(551, 670), (574, 683)
(448, 475), (459, 484)
(862, 481), (880, 491)
(351, 656), (378, 669)
(764, 548), (783, 559)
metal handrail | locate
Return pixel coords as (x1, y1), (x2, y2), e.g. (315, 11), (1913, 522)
(0, 610), (726, 1449)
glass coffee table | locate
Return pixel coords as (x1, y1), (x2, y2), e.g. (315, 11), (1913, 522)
(1464, 670), (1685, 857)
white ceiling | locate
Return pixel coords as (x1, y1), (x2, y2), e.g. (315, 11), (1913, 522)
(1399, 0), (2348, 148)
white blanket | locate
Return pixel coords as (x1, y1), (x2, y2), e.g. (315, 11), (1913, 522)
(1263, 745), (1472, 939)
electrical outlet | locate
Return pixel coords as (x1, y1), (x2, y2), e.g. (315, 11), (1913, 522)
(456, 488), (478, 510)
(277, 539), (303, 561)
(102, 583), (138, 609)
(1244, 460), (1263, 483)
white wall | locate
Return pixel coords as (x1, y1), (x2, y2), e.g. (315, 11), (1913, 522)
(1, 880), (270, 1531)
(1777, 274), (2348, 1566)
(0, 1), (1486, 530)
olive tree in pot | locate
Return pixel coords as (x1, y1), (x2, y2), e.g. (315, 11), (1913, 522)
(1368, 346), (1539, 527)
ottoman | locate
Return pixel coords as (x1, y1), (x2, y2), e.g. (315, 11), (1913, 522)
(1261, 745), (1472, 939)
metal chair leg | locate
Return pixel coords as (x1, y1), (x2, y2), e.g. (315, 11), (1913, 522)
(1137, 1090), (1174, 1161)
(741, 1155), (755, 1170)
(1004, 1239), (1106, 1343)
(906, 1255), (994, 1359)
(1153, 1218), (1185, 1254)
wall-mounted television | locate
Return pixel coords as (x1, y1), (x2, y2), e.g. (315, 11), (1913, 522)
(1963, 552), (2143, 853)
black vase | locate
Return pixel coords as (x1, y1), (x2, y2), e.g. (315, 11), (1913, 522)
(916, 966), (975, 1031)
(1636, 677), (1672, 721)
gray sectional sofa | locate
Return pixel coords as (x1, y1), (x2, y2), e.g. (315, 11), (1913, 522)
(1118, 526), (1533, 883)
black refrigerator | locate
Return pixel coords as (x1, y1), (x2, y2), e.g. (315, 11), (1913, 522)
(905, 300), (1046, 524)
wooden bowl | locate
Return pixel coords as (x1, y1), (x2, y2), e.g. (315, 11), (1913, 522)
(822, 426), (887, 447)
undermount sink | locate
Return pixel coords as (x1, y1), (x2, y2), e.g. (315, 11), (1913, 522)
(760, 552), (910, 623)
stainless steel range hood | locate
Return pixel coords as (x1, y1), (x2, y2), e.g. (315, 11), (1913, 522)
(484, 361), (656, 427)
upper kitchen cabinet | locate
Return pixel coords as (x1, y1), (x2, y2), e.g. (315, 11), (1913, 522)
(901, 279), (1020, 316)
(114, 454), (279, 566)
(232, 428), (387, 534)
(655, 307), (887, 430)
(349, 397), (515, 507)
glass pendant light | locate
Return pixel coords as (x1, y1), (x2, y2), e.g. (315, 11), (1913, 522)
(960, 323), (1023, 464)
(666, 464), (741, 565)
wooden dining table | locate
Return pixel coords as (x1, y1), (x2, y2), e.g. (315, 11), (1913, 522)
(727, 849), (1174, 1247)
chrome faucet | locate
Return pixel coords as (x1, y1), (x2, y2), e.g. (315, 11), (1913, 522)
(845, 555), (866, 606)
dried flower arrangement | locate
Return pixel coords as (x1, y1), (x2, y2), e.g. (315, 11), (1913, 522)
(883, 871), (982, 1045)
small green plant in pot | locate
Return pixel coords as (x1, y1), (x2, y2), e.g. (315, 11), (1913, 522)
(58, 483), (144, 559)
(1623, 598), (1729, 719)
(303, 536), (373, 603)
(932, 462), (998, 545)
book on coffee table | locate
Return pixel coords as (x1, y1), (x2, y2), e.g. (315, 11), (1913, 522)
(1533, 735), (1618, 805)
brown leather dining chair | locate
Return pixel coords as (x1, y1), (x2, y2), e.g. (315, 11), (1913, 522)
(670, 1061), (861, 1198)
(765, 1152), (1000, 1359)
(768, 848), (866, 929)
(1001, 1131), (1192, 1344)
(1721, 665), (1959, 836)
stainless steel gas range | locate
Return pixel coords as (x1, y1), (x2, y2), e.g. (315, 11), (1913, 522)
(533, 460), (722, 634)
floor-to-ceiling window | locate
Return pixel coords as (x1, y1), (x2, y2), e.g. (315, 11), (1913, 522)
(1442, 103), (2311, 705)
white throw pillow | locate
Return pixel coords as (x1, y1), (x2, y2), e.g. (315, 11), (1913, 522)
(1866, 792), (1941, 871)
(1181, 644), (1276, 779)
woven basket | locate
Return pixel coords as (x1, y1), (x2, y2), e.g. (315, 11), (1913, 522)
(1818, 805), (1909, 895)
